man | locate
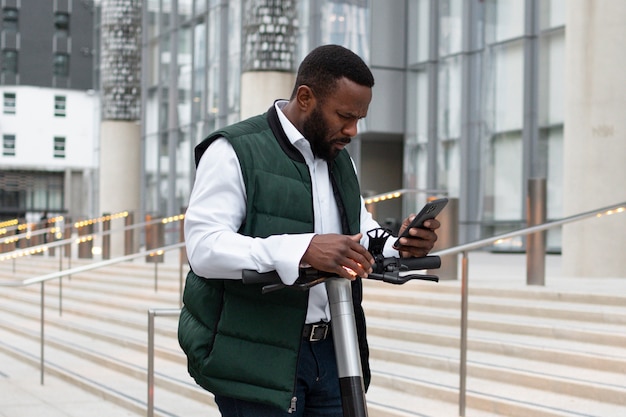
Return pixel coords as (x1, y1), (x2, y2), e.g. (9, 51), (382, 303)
(179, 44), (440, 417)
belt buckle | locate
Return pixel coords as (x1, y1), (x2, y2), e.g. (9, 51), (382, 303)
(309, 323), (328, 342)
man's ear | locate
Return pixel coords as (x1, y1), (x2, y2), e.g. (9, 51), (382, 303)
(295, 85), (316, 112)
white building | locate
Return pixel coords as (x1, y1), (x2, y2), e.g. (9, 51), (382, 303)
(0, 86), (99, 222)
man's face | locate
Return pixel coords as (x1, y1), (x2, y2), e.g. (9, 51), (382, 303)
(302, 105), (349, 161)
(302, 78), (372, 161)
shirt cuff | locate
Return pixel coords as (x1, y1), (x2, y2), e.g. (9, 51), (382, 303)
(251, 233), (316, 286)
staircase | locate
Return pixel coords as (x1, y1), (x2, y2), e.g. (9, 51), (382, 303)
(1, 253), (625, 416)
(363, 278), (626, 416)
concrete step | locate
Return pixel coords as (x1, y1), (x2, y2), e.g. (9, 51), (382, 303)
(364, 305), (626, 360)
(0, 256), (219, 416)
(0, 349), (138, 417)
(0, 329), (219, 417)
(361, 279), (626, 416)
(365, 281), (626, 323)
(2, 255), (626, 416)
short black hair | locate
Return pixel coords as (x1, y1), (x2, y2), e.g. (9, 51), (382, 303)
(290, 44), (375, 101)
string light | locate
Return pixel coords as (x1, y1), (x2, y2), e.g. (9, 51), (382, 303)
(364, 191), (402, 205)
(74, 211), (129, 229)
(161, 214), (185, 224)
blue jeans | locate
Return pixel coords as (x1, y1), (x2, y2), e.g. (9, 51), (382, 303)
(214, 333), (342, 417)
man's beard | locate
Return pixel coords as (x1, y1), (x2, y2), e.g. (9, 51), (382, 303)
(303, 106), (351, 161)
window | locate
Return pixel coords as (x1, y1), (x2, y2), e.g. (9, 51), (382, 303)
(54, 12), (70, 30)
(53, 137), (65, 158)
(53, 53), (69, 76)
(2, 7), (18, 31)
(3, 92), (16, 114)
(54, 12), (69, 37)
(3, 134), (15, 156)
(54, 95), (66, 117)
(2, 49), (18, 74)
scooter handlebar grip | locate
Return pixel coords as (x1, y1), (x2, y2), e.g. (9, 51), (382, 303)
(399, 255), (441, 271)
(241, 269), (281, 285)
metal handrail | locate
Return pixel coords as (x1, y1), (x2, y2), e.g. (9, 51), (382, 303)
(428, 200), (626, 416)
(1, 215), (181, 263)
(146, 200), (626, 417)
(0, 243), (184, 287)
(432, 201), (626, 257)
(0, 241), (186, 385)
(2, 201), (625, 416)
(147, 308), (181, 417)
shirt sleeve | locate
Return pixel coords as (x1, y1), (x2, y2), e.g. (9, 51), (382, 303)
(184, 138), (314, 285)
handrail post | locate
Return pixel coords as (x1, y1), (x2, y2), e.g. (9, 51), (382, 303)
(459, 250), (469, 416)
(147, 309), (155, 417)
(125, 212), (135, 255)
(40, 281), (45, 385)
(64, 220), (72, 278)
(147, 308), (180, 416)
(58, 241), (63, 271)
(59, 276), (63, 316)
(179, 218), (186, 307)
(102, 213), (111, 260)
(527, 178), (547, 285)
(433, 197), (459, 280)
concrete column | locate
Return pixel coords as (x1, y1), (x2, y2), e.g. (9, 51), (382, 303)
(562, 1), (626, 277)
(99, 121), (141, 257)
(240, 0), (297, 118)
(240, 71), (295, 119)
(99, 0), (141, 258)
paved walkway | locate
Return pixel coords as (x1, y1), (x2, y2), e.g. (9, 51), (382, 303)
(455, 251), (626, 295)
(1, 251), (625, 416)
(0, 351), (135, 417)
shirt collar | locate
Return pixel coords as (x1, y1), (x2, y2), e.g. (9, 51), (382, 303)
(274, 100), (306, 147)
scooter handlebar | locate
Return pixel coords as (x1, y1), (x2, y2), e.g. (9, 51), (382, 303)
(242, 255), (440, 291)
(398, 255), (441, 271)
(241, 269), (281, 286)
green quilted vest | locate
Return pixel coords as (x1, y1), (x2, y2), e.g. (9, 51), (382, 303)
(178, 105), (366, 411)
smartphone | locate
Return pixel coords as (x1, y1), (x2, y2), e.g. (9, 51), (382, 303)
(393, 198), (448, 248)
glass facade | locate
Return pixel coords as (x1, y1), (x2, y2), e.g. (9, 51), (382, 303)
(404, 0), (565, 248)
(143, 0), (243, 217)
(141, 0), (565, 250)
(142, 0), (369, 218)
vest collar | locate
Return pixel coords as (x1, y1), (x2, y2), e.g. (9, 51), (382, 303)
(266, 102), (306, 164)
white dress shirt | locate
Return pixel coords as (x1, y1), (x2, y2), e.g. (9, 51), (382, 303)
(184, 101), (398, 323)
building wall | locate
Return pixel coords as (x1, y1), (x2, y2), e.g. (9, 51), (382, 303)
(0, 0), (94, 89)
(0, 86), (98, 219)
(398, 0), (567, 251)
(367, 0), (406, 135)
(0, 1), (97, 221)
(97, 0), (142, 245)
(0, 86), (98, 170)
(562, 0), (626, 277)
(140, 1), (626, 277)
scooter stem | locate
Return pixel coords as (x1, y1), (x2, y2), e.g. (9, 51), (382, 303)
(326, 278), (368, 417)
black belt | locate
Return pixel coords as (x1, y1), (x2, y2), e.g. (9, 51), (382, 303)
(302, 322), (331, 342)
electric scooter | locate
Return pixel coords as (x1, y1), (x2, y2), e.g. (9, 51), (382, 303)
(242, 228), (441, 417)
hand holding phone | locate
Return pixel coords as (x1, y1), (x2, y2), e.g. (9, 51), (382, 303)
(393, 198), (448, 248)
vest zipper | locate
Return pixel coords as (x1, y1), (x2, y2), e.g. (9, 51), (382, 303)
(288, 396), (297, 413)
(288, 336), (301, 415)
(288, 307), (308, 414)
